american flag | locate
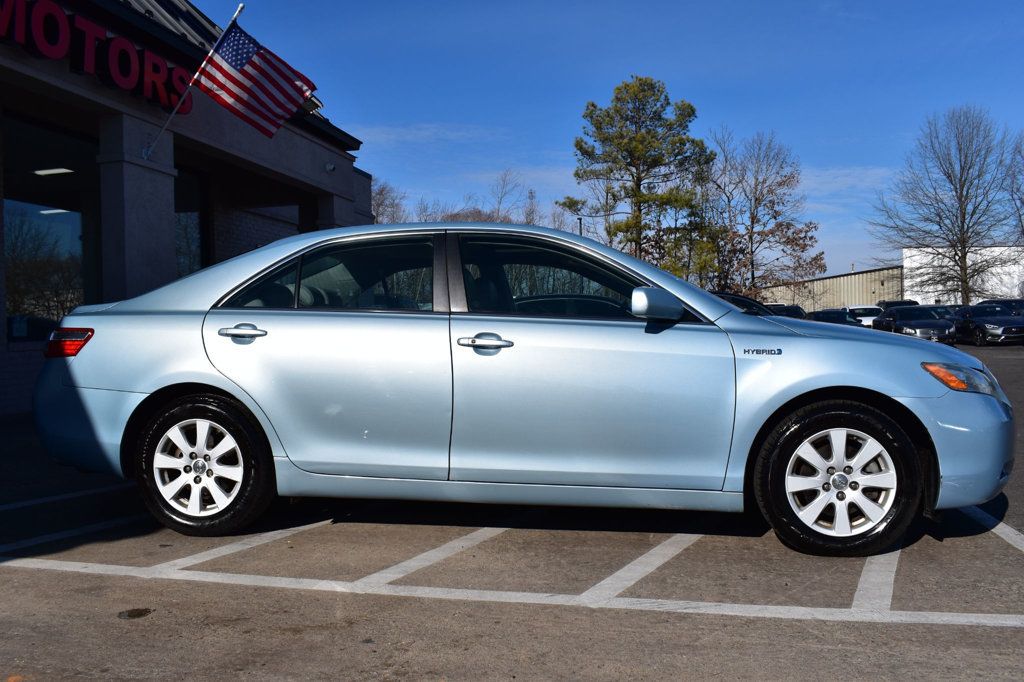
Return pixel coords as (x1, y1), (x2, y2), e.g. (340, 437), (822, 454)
(195, 23), (316, 137)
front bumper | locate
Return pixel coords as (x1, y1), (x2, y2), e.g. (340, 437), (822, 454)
(898, 391), (1015, 510)
(33, 360), (146, 477)
(910, 328), (956, 344)
(983, 328), (1024, 344)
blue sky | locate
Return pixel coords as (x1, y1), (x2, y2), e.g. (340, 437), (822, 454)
(196, 0), (1023, 274)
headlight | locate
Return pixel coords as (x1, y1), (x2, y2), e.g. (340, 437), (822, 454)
(922, 362), (999, 397)
(899, 326), (916, 335)
(984, 324), (999, 330)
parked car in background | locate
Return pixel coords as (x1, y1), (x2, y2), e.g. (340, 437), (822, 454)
(877, 299), (919, 311)
(920, 304), (959, 321)
(33, 223), (1015, 557)
(842, 305), (883, 326)
(872, 306), (956, 344)
(952, 304), (1024, 346)
(765, 303), (806, 319)
(711, 291), (774, 316)
(808, 310), (864, 326)
(979, 299), (1024, 316)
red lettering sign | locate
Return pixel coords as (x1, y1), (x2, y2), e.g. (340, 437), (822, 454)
(0, 0), (193, 113)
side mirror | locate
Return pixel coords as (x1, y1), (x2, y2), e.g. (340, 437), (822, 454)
(630, 287), (684, 321)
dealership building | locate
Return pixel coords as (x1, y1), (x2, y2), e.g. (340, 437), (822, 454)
(0, 0), (373, 414)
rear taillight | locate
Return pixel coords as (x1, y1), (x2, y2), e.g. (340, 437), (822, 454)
(45, 328), (94, 358)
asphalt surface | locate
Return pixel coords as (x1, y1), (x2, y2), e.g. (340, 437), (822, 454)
(1, 344), (1023, 679)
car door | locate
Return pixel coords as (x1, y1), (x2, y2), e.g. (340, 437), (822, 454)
(446, 232), (736, 490)
(203, 233), (453, 479)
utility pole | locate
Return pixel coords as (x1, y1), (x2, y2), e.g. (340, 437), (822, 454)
(577, 216), (583, 236)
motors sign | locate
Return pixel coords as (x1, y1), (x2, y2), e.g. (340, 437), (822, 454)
(0, 0), (194, 113)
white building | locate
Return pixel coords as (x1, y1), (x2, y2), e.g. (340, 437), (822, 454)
(902, 247), (1024, 305)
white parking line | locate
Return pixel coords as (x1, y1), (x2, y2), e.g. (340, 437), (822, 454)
(851, 549), (901, 611)
(961, 506), (1024, 554)
(0, 483), (135, 513)
(351, 527), (508, 587)
(576, 533), (702, 604)
(0, 515), (148, 555)
(151, 519), (333, 570)
(3, 556), (1023, 628)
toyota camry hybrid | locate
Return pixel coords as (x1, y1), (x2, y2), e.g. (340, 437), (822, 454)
(34, 223), (1015, 556)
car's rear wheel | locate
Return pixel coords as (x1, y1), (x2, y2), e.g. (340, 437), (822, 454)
(753, 400), (921, 556)
(136, 394), (275, 536)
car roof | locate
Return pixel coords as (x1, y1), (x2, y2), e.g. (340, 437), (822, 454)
(113, 222), (737, 320)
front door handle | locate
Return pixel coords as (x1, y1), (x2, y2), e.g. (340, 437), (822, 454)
(457, 333), (513, 349)
(218, 323), (267, 339)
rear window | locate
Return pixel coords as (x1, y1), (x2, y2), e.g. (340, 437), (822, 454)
(849, 307), (881, 316)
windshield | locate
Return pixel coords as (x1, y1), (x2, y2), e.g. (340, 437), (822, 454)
(849, 307), (881, 316)
(894, 307), (940, 321)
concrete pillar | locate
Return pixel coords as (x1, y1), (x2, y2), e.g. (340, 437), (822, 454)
(97, 114), (178, 301)
(316, 192), (355, 230)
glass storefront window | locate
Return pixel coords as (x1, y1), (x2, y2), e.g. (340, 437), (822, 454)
(175, 170), (206, 277)
(2, 116), (99, 342)
(3, 199), (84, 341)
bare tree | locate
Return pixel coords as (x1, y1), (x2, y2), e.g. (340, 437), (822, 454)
(871, 106), (1019, 304)
(1010, 133), (1024, 238)
(683, 127), (823, 294)
(521, 189), (539, 225)
(489, 169), (524, 222)
(371, 178), (409, 224)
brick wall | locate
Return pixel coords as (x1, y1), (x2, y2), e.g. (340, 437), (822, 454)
(212, 204), (301, 261)
(0, 343), (45, 414)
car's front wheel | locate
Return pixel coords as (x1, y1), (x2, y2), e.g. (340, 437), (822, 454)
(136, 394), (275, 535)
(974, 328), (988, 346)
(754, 400), (921, 556)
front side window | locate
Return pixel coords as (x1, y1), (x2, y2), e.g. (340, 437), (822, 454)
(458, 236), (643, 320)
(222, 237), (434, 312)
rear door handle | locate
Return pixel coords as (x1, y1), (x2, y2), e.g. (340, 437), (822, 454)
(457, 333), (513, 349)
(218, 323), (267, 338)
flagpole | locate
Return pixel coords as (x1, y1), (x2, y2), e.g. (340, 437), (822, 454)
(142, 3), (246, 160)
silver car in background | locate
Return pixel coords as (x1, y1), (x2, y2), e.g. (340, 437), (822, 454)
(34, 223), (1015, 555)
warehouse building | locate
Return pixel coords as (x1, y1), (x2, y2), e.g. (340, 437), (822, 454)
(0, 0), (373, 414)
(760, 266), (905, 311)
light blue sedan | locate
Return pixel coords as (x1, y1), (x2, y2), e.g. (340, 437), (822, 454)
(34, 223), (1015, 555)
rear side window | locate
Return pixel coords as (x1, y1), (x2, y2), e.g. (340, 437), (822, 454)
(223, 262), (299, 308)
(222, 237), (434, 312)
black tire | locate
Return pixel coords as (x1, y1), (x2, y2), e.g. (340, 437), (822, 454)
(753, 400), (922, 556)
(136, 393), (275, 536)
(974, 328), (987, 346)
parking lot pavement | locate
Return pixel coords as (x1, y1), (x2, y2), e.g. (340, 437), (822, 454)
(1, 345), (1023, 679)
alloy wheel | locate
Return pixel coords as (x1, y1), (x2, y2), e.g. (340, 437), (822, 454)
(152, 418), (244, 517)
(784, 428), (898, 537)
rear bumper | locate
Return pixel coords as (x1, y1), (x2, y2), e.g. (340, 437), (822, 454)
(33, 360), (146, 477)
(898, 392), (1015, 509)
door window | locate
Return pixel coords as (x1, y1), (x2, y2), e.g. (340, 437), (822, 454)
(457, 236), (645, 320)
